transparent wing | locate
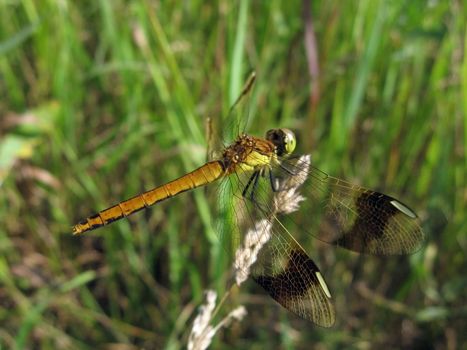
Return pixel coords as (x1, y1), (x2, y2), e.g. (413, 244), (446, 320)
(267, 156), (425, 255)
(215, 158), (335, 327)
(221, 72), (256, 144)
(206, 73), (257, 161)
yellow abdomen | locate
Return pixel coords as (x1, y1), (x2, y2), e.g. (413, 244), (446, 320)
(72, 161), (225, 235)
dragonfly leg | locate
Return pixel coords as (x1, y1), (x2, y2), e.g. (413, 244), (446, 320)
(271, 161), (308, 192)
(249, 171), (261, 201)
(243, 170), (269, 213)
(242, 171), (260, 198)
(269, 168), (280, 192)
(270, 168), (296, 192)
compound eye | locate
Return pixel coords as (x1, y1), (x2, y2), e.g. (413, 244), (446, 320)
(282, 129), (296, 154)
(233, 154), (239, 162)
(265, 129), (279, 143)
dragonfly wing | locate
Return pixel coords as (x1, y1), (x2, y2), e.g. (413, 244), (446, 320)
(251, 219), (335, 327)
(216, 167), (335, 327)
(222, 72), (256, 143)
(272, 156), (425, 255)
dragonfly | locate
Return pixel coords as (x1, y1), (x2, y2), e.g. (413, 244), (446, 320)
(73, 73), (424, 327)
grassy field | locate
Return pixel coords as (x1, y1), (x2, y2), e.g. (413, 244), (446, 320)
(1, 0), (465, 349)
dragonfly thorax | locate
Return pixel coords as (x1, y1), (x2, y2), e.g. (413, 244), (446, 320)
(222, 134), (275, 175)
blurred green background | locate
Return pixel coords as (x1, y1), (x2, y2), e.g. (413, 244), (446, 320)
(1, 0), (465, 349)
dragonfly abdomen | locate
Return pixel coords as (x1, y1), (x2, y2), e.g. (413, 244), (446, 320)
(72, 161), (224, 235)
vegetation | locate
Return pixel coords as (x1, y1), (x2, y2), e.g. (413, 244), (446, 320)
(1, 0), (465, 348)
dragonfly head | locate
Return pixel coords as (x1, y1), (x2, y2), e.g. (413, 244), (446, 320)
(266, 128), (296, 157)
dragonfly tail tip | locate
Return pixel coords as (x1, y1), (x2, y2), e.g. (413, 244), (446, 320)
(72, 225), (83, 236)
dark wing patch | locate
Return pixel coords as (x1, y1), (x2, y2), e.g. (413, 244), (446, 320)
(254, 248), (335, 327)
(272, 159), (424, 255)
(335, 191), (398, 252)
